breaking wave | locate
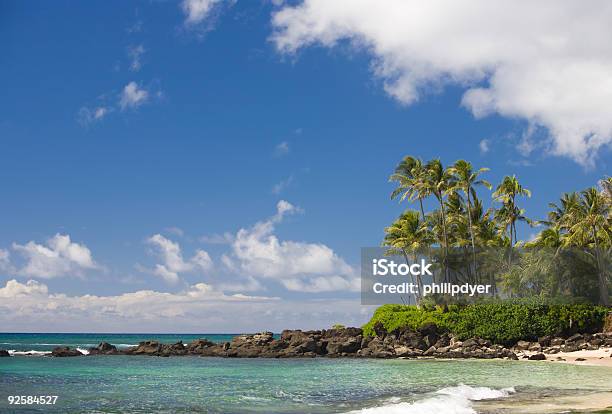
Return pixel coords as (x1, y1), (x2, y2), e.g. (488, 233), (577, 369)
(345, 384), (515, 414)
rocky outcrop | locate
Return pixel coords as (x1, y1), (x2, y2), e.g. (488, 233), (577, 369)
(0, 349), (10, 357)
(37, 327), (612, 360)
(528, 353), (546, 360)
(51, 346), (83, 357)
(510, 332), (612, 356)
(88, 342), (118, 355)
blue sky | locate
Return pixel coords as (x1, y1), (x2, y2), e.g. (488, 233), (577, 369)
(1, 1), (610, 332)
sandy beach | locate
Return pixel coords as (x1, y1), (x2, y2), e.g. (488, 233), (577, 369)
(476, 391), (612, 413)
(518, 347), (612, 367)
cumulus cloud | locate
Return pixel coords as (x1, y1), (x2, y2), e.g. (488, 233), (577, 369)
(146, 234), (213, 284)
(79, 80), (159, 126)
(11, 234), (98, 279)
(119, 81), (149, 110)
(271, 0), (612, 166)
(181, 0), (223, 26)
(0, 279), (48, 298)
(224, 200), (358, 292)
(0, 279), (370, 332)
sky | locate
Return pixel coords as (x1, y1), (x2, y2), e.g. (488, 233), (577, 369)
(0, 0), (610, 333)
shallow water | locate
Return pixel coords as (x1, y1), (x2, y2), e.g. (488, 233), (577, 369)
(2, 353), (611, 413)
(0, 332), (239, 354)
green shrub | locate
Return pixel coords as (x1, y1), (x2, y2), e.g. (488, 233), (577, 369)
(362, 300), (608, 345)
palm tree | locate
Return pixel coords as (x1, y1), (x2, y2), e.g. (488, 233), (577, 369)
(492, 175), (532, 245)
(547, 192), (580, 227)
(423, 160), (454, 247)
(470, 195), (505, 247)
(561, 188), (611, 306)
(449, 160), (492, 275)
(424, 159), (454, 281)
(383, 210), (433, 303)
(528, 227), (563, 248)
(390, 156), (429, 220)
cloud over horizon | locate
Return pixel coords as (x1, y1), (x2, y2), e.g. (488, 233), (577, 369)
(222, 200), (359, 293)
(0, 278), (370, 332)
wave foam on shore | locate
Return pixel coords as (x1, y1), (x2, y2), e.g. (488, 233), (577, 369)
(7, 350), (52, 356)
(347, 384), (515, 414)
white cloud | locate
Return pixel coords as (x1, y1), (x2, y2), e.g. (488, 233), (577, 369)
(12, 234), (98, 279)
(224, 200), (358, 292)
(119, 81), (149, 110)
(127, 44), (145, 72)
(181, 0), (223, 26)
(78, 106), (110, 125)
(271, 0), (612, 166)
(146, 234), (213, 284)
(273, 141), (290, 157)
(283, 275), (360, 293)
(0, 279), (48, 298)
(479, 139), (490, 155)
(0, 279), (370, 332)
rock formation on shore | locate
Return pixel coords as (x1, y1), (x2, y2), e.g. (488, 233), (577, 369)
(8, 323), (606, 360)
(50, 346), (84, 357)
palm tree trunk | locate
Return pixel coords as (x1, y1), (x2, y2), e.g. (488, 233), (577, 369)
(401, 249), (420, 306)
(413, 251), (423, 303)
(438, 194), (450, 283)
(419, 198), (426, 221)
(593, 227), (610, 307)
(466, 190), (477, 283)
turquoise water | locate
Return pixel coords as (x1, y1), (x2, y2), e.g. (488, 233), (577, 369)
(1, 334), (611, 413)
(0, 333), (239, 354)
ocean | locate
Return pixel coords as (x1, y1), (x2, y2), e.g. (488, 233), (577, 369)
(1, 333), (611, 413)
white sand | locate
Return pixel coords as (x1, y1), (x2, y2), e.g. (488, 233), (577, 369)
(475, 391), (612, 413)
(518, 347), (612, 367)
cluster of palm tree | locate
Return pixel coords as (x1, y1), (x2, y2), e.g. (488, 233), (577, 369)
(383, 156), (611, 306)
(526, 177), (611, 305)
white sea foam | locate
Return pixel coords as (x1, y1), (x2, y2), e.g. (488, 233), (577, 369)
(7, 350), (52, 356)
(345, 384), (515, 414)
(76, 347), (90, 355)
(436, 384), (515, 400)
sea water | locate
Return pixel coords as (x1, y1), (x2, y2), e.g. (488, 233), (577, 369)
(1, 333), (611, 413)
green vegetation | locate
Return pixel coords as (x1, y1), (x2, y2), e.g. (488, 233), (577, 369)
(385, 157), (611, 306)
(362, 302), (609, 345)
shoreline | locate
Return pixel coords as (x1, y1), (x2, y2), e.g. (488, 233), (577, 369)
(529, 347), (612, 367)
(3, 327), (611, 364)
(475, 390), (612, 414)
